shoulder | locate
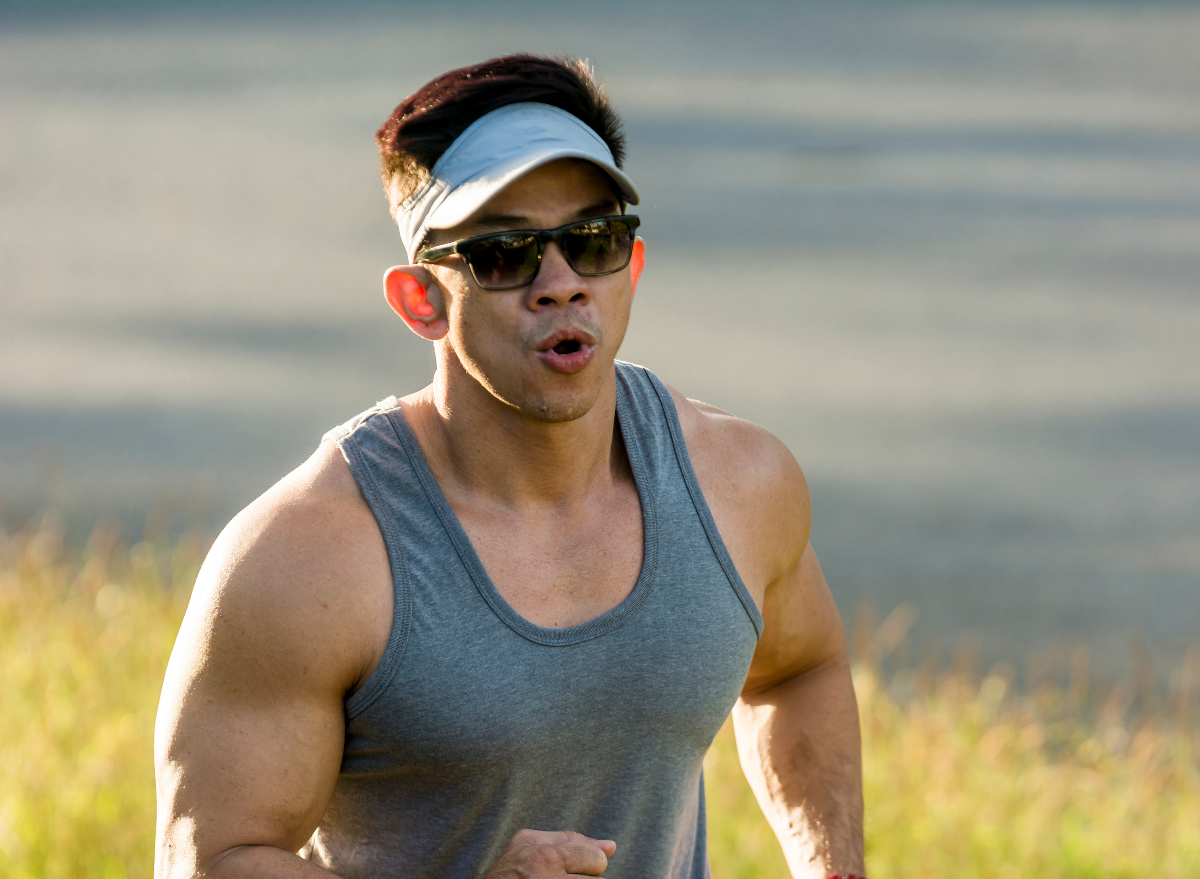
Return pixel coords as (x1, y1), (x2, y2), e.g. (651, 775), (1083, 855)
(156, 442), (391, 868)
(663, 383), (811, 595)
(172, 440), (391, 698)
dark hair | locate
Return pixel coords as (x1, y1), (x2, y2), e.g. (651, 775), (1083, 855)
(375, 54), (625, 220)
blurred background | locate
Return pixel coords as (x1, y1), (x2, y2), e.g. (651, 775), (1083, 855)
(2, 0), (1198, 673)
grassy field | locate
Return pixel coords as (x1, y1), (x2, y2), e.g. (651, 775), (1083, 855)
(1, 518), (1197, 877)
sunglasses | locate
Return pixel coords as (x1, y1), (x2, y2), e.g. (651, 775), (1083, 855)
(415, 215), (641, 291)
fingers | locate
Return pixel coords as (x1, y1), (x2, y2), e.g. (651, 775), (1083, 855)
(498, 829), (616, 877)
(555, 843), (609, 876)
(511, 829), (615, 853)
(593, 839), (617, 858)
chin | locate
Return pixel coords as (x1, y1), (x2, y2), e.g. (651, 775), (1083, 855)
(498, 369), (608, 424)
(456, 346), (612, 424)
(513, 390), (598, 424)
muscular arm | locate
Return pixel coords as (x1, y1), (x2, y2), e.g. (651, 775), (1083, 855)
(675, 392), (864, 878)
(736, 545), (863, 878)
(154, 444), (391, 878)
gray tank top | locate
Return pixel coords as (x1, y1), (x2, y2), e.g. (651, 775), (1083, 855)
(302, 362), (762, 879)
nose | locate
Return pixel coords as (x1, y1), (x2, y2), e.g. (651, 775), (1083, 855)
(527, 240), (591, 309)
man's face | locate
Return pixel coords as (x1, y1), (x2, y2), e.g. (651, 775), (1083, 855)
(424, 158), (633, 423)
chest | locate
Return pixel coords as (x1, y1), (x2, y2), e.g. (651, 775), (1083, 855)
(450, 479), (645, 630)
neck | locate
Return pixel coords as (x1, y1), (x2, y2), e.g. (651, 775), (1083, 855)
(400, 354), (623, 511)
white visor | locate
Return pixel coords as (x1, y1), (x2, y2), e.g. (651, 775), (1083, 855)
(396, 102), (639, 261)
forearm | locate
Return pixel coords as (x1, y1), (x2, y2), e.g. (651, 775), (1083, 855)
(733, 655), (864, 878)
(163, 844), (343, 879)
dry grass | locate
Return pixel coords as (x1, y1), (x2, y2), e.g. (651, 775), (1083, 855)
(0, 517), (198, 878)
(1, 518), (1197, 877)
(705, 606), (1200, 879)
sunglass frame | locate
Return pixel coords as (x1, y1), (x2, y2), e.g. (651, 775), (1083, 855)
(414, 215), (641, 290)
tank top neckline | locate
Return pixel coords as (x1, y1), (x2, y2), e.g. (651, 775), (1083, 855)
(384, 369), (661, 647)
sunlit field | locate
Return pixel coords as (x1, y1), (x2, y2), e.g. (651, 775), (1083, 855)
(1, 518), (1197, 877)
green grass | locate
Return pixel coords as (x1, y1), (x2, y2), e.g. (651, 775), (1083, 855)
(1, 519), (1197, 877)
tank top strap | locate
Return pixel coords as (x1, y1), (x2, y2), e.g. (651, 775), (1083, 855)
(614, 362), (764, 638)
(613, 362), (681, 487)
(321, 397), (421, 718)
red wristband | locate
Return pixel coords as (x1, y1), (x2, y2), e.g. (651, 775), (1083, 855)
(825, 874), (866, 879)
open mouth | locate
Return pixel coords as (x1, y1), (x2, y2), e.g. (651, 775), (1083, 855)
(535, 328), (597, 374)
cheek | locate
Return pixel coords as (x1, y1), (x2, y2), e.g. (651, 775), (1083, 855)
(446, 292), (521, 367)
(598, 285), (634, 347)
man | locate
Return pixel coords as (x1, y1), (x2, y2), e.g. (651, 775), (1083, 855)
(155, 55), (865, 879)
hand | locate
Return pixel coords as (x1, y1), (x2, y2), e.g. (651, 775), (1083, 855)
(486, 829), (617, 878)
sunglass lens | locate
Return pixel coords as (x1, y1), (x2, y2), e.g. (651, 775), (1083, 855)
(563, 219), (635, 276)
(466, 233), (539, 289)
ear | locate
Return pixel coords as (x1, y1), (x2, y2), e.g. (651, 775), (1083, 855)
(629, 237), (646, 297)
(384, 266), (447, 341)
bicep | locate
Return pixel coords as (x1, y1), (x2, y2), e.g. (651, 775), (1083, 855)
(742, 544), (847, 694)
(155, 540), (353, 869)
